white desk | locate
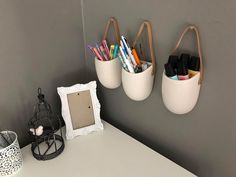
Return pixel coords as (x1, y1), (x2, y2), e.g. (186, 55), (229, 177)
(17, 121), (197, 177)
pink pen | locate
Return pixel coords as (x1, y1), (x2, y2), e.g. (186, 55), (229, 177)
(102, 40), (110, 57)
(100, 45), (109, 61)
(93, 48), (104, 61)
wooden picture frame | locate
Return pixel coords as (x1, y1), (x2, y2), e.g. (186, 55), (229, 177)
(57, 81), (103, 139)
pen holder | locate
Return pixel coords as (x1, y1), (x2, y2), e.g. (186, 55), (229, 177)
(162, 25), (204, 114)
(122, 61), (154, 101)
(95, 57), (122, 89)
(0, 131), (23, 176)
(122, 20), (156, 101)
(95, 17), (122, 89)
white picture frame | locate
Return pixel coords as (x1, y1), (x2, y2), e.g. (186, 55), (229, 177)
(57, 81), (103, 140)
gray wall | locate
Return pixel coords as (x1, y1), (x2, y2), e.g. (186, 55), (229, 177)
(0, 0), (86, 147)
(0, 1), (235, 177)
(82, 0), (236, 177)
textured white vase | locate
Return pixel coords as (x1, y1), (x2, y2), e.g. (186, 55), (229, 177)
(0, 131), (23, 176)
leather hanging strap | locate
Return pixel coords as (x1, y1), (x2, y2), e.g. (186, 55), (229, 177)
(132, 20), (156, 75)
(172, 25), (204, 84)
(102, 17), (121, 43)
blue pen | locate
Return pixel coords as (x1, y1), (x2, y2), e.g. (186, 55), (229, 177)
(120, 40), (128, 56)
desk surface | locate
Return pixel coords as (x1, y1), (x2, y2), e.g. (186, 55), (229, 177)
(17, 121), (197, 177)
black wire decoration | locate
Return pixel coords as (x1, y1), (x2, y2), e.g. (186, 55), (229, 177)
(28, 88), (65, 160)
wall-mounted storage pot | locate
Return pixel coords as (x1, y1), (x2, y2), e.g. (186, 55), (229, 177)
(95, 56), (121, 89)
(122, 21), (157, 101)
(95, 17), (122, 89)
(162, 25), (204, 114)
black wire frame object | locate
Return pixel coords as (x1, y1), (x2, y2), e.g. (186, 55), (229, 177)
(28, 88), (65, 161)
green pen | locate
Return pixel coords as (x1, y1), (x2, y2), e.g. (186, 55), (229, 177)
(113, 44), (119, 58)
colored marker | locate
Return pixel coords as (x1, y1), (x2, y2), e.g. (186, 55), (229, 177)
(93, 48), (104, 61)
(96, 43), (103, 58)
(87, 45), (96, 55)
(188, 56), (200, 78)
(168, 55), (178, 69)
(131, 48), (141, 65)
(113, 44), (119, 58)
(109, 45), (115, 59)
(177, 59), (189, 80)
(165, 63), (178, 80)
(100, 45), (109, 61)
(102, 40), (110, 58)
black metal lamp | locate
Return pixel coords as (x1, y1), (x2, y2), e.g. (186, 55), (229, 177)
(28, 88), (65, 160)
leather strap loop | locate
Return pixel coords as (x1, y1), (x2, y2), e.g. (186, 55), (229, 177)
(172, 25), (204, 84)
(102, 17), (121, 43)
(132, 20), (156, 75)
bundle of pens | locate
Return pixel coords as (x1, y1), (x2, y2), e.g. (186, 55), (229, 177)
(88, 36), (150, 74)
(117, 35), (150, 73)
(164, 53), (200, 81)
(88, 40), (120, 61)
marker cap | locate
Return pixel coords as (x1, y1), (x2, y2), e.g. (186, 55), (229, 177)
(189, 56), (200, 71)
(177, 59), (188, 75)
(168, 55), (178, 69)
(165, 63), (176, 77)
(180, 53), (190, 67)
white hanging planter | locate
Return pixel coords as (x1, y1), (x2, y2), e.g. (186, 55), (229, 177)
(162, 25), (204, 114)
(95, 57), (122, 89)
(94, 17), (122, 89)
(162, 71), (201, 114)
(121, 20), (156, 101)
(122, 62), (154, 101)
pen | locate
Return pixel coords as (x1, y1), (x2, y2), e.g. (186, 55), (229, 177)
(100, 45), (109, 61)
(109, 45), (115, 60)
(131, 48), (141, 65)
(102, 40), (110, 58)
(96, 43), (103, 58)
(120, 40), (128, 56)
(113, 44), (119, 58)
(120, 46), (134, 73)
(87, 45), (96, 55)
(121, 36), (137, 67)
(120, 40), (130, 62)
(117, 53), (128, 71)
(93, 48), (104, 61)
